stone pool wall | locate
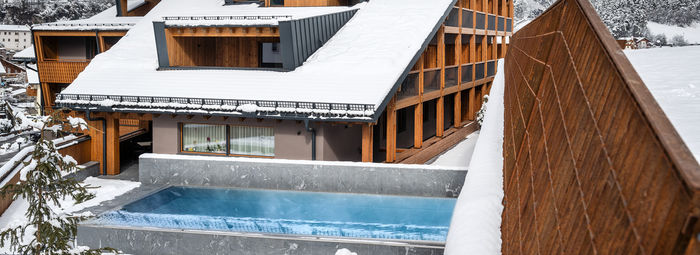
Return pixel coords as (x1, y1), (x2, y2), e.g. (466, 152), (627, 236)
(138, 153), (468, 198)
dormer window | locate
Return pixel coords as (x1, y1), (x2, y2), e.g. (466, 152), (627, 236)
(153, 10), (358, 71)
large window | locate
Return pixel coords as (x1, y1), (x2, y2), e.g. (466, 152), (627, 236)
(181, 124), (274, 157)
(181, 124), (227, 154)
(229, 126), (274, 157)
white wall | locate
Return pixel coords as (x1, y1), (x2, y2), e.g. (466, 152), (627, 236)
(0, 27), (32, 51)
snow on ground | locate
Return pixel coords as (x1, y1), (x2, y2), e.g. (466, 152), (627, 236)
(0, 177), (140, 253)
(335, 248), (358, 255)
(647, 22), (700, 44)
(625, 46), (700, 162)
(444, 60), (505, 254)
(431, 131), (480, 167)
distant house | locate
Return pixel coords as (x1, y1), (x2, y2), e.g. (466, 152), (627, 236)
(0, 25), (32, 51)
(616, 36), (651, 50)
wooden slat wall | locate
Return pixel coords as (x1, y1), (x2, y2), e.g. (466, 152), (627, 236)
(37, 61), (90, 83)
(283, 0), (347, 7)
(502, 0), (700, 254)
(168, 37), (278, 68)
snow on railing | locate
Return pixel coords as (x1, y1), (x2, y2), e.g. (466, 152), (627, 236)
(162, 15), (293, 21)
(55, 94), (376, 120)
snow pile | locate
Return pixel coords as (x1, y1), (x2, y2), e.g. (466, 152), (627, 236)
(647, 22), (700, 44)
(335, 248), (357, 255)
(444, 60), (505, 254)
(59, 0), (455, 116)
(0, 177), (141, 254)
(625, 46), (700, 162)
(431, 131), (480, 168)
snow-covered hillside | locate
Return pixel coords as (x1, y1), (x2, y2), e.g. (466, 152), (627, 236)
(647, 22), (700, 44)
(625, 46), (700, 162)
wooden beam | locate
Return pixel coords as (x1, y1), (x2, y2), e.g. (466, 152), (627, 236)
(33, 31), (98, 37)
(414, 103), (423, 149)
(468, 87), (476, 120)
(361, 124), (373, 162)
(167, 27), (280, 37)
(105, 117), (120, 175)
(437, 25), (445, 138)
(454, 91), (462, 126)
(386, 98), (397, 163)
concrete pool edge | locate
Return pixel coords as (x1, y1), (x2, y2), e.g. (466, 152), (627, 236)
(139, 153), (468, 198)
(77, 223), (446, 254)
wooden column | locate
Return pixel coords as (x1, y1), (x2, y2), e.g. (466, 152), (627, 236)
(386, 98), (397, 163)
(436, 26), (445, 137)
(468, 87), (476, 120)
(88, 118), (105, 174)
(414, 103), (423, 149)
(361, 123), (373, 162)
(415, 55), (424, 149)
(119, 0), (128, 16)
(454, 92), (462, 126)
(106, 117), (120, 175)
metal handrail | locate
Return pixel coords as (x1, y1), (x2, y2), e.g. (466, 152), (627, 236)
(56, 94), (375, 115)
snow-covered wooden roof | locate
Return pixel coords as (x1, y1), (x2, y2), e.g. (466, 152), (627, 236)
(57, 0), (456, 121)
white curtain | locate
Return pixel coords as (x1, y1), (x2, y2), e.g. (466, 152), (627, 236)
(229, 125), (274, 157)
(182, 124), (226, 154)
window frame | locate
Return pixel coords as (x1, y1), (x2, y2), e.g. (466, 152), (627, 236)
(179, 122), (275, 158)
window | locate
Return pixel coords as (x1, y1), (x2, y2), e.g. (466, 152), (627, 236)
(259, 42), (283, 68)
(181, 124), (227, 154)
(270, 0), (284, 5)
(229, 125), (274, 157)
(180, 124), (274, 157)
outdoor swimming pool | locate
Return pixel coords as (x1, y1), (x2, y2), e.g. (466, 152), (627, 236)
(93, 186), (457, 242)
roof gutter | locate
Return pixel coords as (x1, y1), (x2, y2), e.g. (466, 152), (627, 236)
(370, 0), (459, 122)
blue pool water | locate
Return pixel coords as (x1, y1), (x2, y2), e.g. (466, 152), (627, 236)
(95, 186), (457, 242)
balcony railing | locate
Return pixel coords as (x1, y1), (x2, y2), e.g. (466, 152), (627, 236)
(37, 59), (91, 84)
(498, 17), (505, 31)
(487, 60), (496, 77)
(446, 7), (459, 27)
(445, 66), (458, 88)
(475, 62), (485, 80)
(476, 12), (486, 30)
(462, 9), (473, 29)
(488, 15), (496, 31)
(461, 64), (473, 83)
(397, 71), (420, 100)
(424, 68), (440, 93)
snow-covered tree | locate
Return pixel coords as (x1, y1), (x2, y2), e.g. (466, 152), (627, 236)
(1, 0), (114, 25)
(0, 111), (114, 254)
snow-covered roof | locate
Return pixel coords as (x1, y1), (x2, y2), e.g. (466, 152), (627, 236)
(32, 7), (142, 31)
(0, 62), (6, 74)
(57, 0), (455, 121)
(26, 68), (39, 84)
(625, 46), (700, 162)
(12, 45), (35, 60)
(0, 25), (30, 32)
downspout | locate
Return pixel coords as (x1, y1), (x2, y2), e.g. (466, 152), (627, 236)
(86, 110), (107, 175)
(304, 120), (316, 160)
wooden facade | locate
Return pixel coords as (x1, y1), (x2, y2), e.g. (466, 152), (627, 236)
(164, 26), (280, 68)
(503, 0), (700, 253)
(369, 0), (512, 163)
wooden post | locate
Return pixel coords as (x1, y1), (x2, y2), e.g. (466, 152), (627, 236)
(106, 117), (120, 175)
(386, 98), (397, 163)
(468, 88), (476, 120)
(454, 92), (462, 126)
(437, 26), (445, 137)
(119, 0), (128, 16)
(87, 119), (105, 174)
(414, 103), (423, 149)
(361, 123), (373, 162)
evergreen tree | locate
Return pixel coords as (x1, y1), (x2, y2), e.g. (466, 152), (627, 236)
(0, 111), (115, 255)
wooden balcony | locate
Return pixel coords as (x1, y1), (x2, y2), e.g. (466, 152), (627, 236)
(37, 59), (90, 84)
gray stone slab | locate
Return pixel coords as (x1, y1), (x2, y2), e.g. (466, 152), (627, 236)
(139, 154), (468, 198)
(77, 225), (444, 255)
